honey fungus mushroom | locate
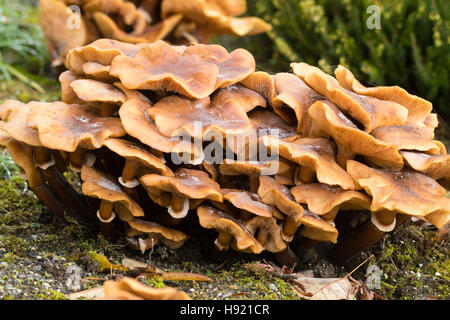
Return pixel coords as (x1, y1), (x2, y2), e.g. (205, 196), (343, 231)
(196, 206), (263, 253)
(140, 168), (223, 219)
(127, 218), (189, 253)
(81, 165), (145, 223)
(243, 216), (287, 253)
(103, 277), (191, 300)
(401, 152), (450, 182)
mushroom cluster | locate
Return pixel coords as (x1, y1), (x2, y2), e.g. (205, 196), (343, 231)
(1, 39), (448, 264)
(40, 0), (271, 67)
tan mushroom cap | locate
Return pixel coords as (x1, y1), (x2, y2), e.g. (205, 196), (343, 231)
(82, 62), (115, 82)
(244, 216), (287, 252)
(128, 218), (189, 250)
(335, 65), (432, 126)
(292, 62), (408, 132)
(103, 138), (173, 176)
(148, 85), (264, 138)
(39, 0), (90, 65)
(0, 100), (41, 147)
(59, 71), (85, 104)
(161, 0), (271, 38)
(240, 71), (276, 102)
(307, 100), (404, 169)
(272, 72), (325, 135)
(140, 168), (223, 216)
(299, 211), (339, 243)
(81, 165), (145, 221)
(196, 206), (263, 254)
(248, 109), (297, 140)
(347, 160), (450, 228)
(219, 158), (293, 178)
(401, 151), (450, 181)
(257, 176), (304, 241)
(221, 188), (280, 218)
(103, 277), (191, 300)
(70, 79), (127, 104)
(291, 183), (371, 221)
(118, 99), (196, 156)
(371, 125), (446, 156)
(67, 38), (142, 75)
(27, 102), (126, 152)
(261, 135), (356, 190)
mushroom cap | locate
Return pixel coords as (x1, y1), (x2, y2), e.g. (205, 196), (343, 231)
(140, 168), (223, 208)
(0, 100), (41, 147)
(335, 65), (432, 126)
(401, 151), (450, 181)
(291, 183), (371, 220)
(244, 216), (286, 252)
(272, 72), (324, 134)
(291, 62), (408, 132)
(299, 211), (339, 243)
(118, 99), (196, 155)
(219, 158), (292, 177)
(103, 138), (174, 176)
(148, 85), (263, 138)
(257, 176), (304, 224)
(221, 188), (280, 218)
(81, 62), (115, 82)
(248, 109), (297, 140)
(70, 79), (126, 104)
(103, 277), (191, 300)
(81, 165), (145, 221)
(59, 71), (85, 104)
(40, 0), (89, 65)
(67, 38), (142, 75)
(371, 125), (446, 155)
(110, 41), (255, 99)
(128, 218), (189, 249)
(240, 71), (276, 102)
(261, 135), (356, 190)
(196, 206), (263, 254)
(161, 0), (271, 38)
(27, 102), (126, 152)
(346, 160), (450, 228)
(307, 100), (404, 169)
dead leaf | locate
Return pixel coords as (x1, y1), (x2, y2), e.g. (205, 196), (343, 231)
(292, 277), (356, 300)
(66, 286), (105, 300)
(160, 272), (212, 282)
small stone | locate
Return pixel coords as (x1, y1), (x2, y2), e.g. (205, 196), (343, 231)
(268, 284), (278, 292)
(435, 272), (441, 277)
(189, 288), (195, 293)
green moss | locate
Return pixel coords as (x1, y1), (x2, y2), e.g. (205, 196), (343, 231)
(147, 276), (166, 289)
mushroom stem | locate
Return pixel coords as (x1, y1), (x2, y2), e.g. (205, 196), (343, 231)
(329, 213), (410, 264)
(30, 184), (68, 220)
(297, 238), (318, 262)
(299, 166), (315, 183)
(240, 210), (253, 222)
(249, 175), (259, 193)
(273, 247), (300, 268)
(100, 103), (116, 117)
(336, 148), (355, 169)
(98, 200), (115, 222)
(34, 147), (52, 167)
(38, 165), (95, 224)
(120, 160), (140, 187)
(215, 232), (232, 251)
(168, 194), (190, 219)
(69, 148), (87, 172)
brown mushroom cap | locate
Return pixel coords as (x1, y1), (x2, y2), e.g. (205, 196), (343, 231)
(240, 71), (276, 102)
(81, 62), (115, 82)
(257, 175), (304, 241)
(148, 85), (264, 139)
(299, 210), (339, 243)
(219, 158), (293, 178)
(401, 151), (450, 181)
(81, 165), (145, 221)
(221, 188), (281, 218)
(140, 168), (223, 218)
(307, 100), (404, 169)
(59, 71), (85, 104)
(335, 65), (432, 126)
(196, 206), (263, 253)
(103, 277), (191, 300)
(128, 218), (189, 250)
(103, 138), (174, 177)
(248, 109), (297, 140)
(261, 135), (356, 190)
(40, 0), (90, 65)
(110, 41), (255, 99)
(67, 38), (142, 75)
(347, 160), (450, 228)
(292, 62), (408, 132)
(70, 79), (127, 104)
(371, 125), (446, 155)
(291, 183), (371, 221)
(243, 216), (286, 252)
(272, 72), (325, 135)
(27, 102), (126, 152)
(118, 99), (197, 156)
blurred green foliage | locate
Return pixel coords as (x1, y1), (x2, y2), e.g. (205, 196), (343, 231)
(238, 0), (449, 119)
